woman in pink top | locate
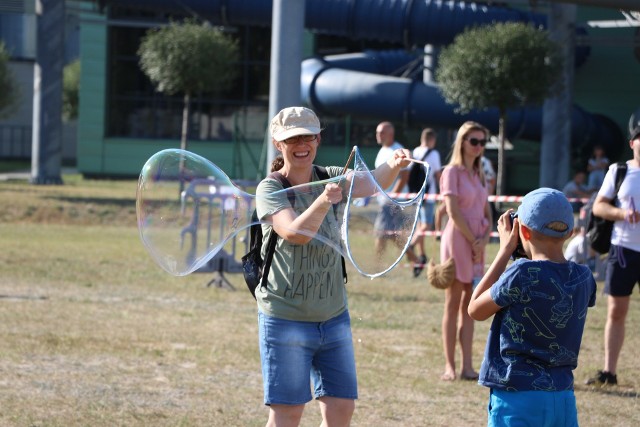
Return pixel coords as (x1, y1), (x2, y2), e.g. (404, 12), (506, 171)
(439, 121), (492, 381)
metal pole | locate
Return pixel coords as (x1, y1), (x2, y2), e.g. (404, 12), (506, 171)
(31, 0), (64, 184)
(540, 3), (576, 189)
(267, 0), (305, 170)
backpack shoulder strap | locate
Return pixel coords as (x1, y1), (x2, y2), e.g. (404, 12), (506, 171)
(314, 164), (330, 180)
(420, 148), (433, 162)
(613, 162), (628, 197)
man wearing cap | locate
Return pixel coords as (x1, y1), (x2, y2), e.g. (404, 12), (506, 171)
(586, 118), (640, 387)
(468, 188), (597, 426)
(255, 106), (412, 426)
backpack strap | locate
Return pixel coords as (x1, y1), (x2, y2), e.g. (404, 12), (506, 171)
(420, 148), (433, 163)
(613, 162), (628, 201)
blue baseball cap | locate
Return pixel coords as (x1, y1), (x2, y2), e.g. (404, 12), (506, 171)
(516, 188), (574, 238)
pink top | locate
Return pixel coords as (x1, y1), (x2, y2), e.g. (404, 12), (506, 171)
(439, 165), (489, 283)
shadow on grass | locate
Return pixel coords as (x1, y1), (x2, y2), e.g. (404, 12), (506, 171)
(0, 294), (48, 300)
(348, 291), (421, 303)
(576, 384), (638, 399)
(44, 195), (136, 207)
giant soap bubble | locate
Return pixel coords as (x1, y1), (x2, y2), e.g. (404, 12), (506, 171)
(136, 147), (428, 278)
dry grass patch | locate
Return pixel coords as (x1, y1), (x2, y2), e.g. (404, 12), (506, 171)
(0, 176), (638, 426)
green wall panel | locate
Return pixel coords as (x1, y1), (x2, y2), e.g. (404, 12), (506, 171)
(77, 10), (107, 175)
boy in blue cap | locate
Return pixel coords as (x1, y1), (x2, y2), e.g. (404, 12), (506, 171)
(468, 188), (597, 427)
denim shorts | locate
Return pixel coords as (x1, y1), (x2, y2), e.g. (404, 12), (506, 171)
(488, 389), (578, 427)
(605, 244), (640, 296)
(419, 201), (436, 228)
(258, 309), (358, 405)
(374, 203), (403, 235)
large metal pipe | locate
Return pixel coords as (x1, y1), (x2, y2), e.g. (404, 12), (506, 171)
(99, 0), (545, 46)
(301, 56), (622, 154)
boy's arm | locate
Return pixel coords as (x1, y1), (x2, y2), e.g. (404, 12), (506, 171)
(468, 211), (520, 321)
(468, 247), (510, 321)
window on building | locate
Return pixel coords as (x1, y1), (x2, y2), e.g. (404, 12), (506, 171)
(106, 18), (270, 142)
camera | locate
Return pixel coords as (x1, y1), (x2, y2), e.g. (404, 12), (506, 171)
(509, 212), (527, 260)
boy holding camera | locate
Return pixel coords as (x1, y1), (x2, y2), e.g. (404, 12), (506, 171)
(468, 188), (597, 427)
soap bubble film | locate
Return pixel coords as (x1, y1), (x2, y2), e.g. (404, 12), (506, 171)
(136, 147), (428, 278)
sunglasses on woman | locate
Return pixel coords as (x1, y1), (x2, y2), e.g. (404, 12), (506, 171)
(467, 137), (487, 147)
(282, 134), (318, 145)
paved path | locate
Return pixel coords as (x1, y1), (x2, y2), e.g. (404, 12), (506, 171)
(0, 168), (77, 182)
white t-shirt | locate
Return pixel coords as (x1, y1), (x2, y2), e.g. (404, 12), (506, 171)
(412, 146), (441, 195)
(564, 233), (587, 264)
(597, 161), (640, 252)
(375, 141), (406, 204)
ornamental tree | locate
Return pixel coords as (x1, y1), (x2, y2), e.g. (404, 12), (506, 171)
(138, 20), (239, 153)
(436, 22), (563, 196)
(63, 59), (80, 121)
(0, 41), (19, 118)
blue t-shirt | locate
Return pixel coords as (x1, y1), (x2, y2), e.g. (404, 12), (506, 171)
(478, 259), (597, 391)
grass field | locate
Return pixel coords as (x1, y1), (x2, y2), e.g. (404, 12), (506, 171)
(0, 174), (638, 426)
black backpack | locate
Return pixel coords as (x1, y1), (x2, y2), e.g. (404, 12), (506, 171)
(241, 165), (347, 299)
(407, 148), (432, 193)
(585, 162), (627, 254)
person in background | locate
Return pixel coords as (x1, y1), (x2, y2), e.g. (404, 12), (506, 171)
(587, 144), (609, 191)
(564, 224), (588, 265)
(411, 128), (442, 277)
(481, 156), (496, 197)
(256, 107), (412, 426)
(438, 121), (492, 381)
(481, 155), (499, 234)
(373, 121), (420, 270)
(562, 171), (593, 213)
(469, 188), (597, 427)
(585, 123), (640, 387)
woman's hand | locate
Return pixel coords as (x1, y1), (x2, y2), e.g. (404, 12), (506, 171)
(497, 210), (519, 254)
(321, 182), (343, 205)
(471, 239), (483, 262)
(386, 148), (412, 169)
(625, 208), (640, 224)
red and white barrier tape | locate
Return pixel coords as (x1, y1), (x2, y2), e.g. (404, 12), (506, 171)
(384, 193), (589, 204)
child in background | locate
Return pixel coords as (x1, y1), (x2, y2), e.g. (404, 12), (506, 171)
(468, 188), (597, 427)
(587, 145), (609, 191)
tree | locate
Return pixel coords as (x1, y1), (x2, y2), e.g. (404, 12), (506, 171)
(138, 20), (239, 155)
(0, 41), (19, 118)
(63, 59), (80, 121)
(436, 22), (563, 196)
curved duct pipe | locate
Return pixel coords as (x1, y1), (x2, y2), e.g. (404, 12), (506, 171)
(301, 56), (622, 154)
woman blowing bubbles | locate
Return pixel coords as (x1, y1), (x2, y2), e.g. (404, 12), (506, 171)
(255, 106), (411, 427)
(439, 121), (493, 381)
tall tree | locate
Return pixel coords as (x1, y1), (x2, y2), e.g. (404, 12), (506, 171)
(138, 20), (239, 154)
(436, 22), (563, 196)
(0, 41), (19, 118)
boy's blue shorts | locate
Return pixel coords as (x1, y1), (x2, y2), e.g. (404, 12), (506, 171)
(488, 389), (578, 427)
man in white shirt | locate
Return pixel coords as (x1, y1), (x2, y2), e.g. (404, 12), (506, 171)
(373, 121), (419, 268)
(586, 122), (640, 387)
(411, 128), (442, 276)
